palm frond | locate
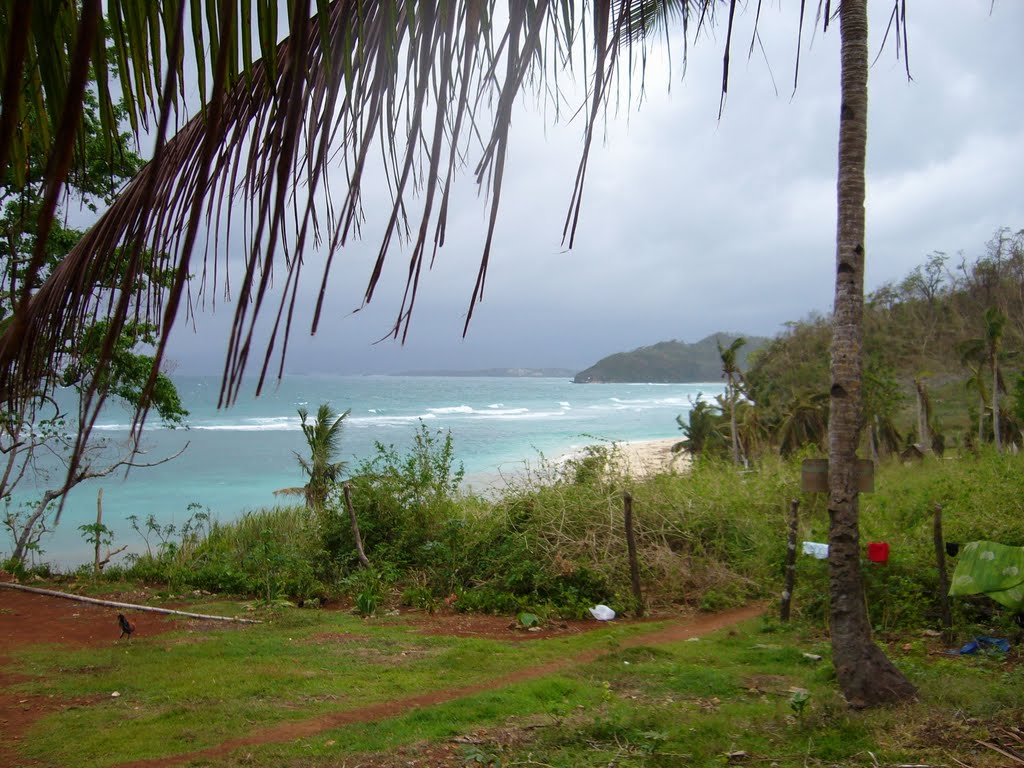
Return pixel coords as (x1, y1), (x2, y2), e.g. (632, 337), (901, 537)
(3, 3), (756, 416)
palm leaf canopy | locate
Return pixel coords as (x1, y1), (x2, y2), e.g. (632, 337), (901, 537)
(296, 403), (349, 481)
(0, 0), (863, 446)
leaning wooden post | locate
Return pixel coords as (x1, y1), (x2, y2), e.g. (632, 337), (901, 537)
(780, 498), (799, 622)
(342, 483), (370, 569)
(94, 488), (103, 576)
(623, 492), (644, 617)
(933, 503), (953, 635)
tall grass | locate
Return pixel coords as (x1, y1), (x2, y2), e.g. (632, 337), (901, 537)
(120, 505), (328, 600)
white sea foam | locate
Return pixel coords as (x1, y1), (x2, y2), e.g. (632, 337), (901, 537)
(477, 408), (567, 420)
(191, 417), (298, 431)
(471, 407), (530, 417)
(348, 413), (438, 427)
(426, 405), (474, 415)
(607, 396), (691, 408)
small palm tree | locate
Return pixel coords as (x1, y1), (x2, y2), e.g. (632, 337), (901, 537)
(295, 403), (350, 513)
(717, 336), (747, 465)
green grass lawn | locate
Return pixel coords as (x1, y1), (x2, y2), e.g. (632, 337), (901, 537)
(7, 602), (1022, 767)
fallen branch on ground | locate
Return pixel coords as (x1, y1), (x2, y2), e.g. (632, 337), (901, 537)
(0, 581), (262, 624)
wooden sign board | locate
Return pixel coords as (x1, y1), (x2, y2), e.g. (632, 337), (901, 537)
(800, 459), (874, 493)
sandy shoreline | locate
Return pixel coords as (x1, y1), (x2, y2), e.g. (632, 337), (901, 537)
(463, 436), (690, 493)
(605, 437), (691, 478)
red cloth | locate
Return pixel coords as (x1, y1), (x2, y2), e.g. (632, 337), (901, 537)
(867, 541), (890, 563)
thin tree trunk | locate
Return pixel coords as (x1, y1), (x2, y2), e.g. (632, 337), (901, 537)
(12, 490), (58, 563)
(342, 482), (370, 568)
(914, 379), (931, 452)
(828, 0), (916, 708)
(94, 488), (103, 575)
(780, 499), (799, 622)
(992, 356), (1002, 452)
(623, 492), (644, 617)
(932, 504), (953, 636)
(979, 391), (985, 447)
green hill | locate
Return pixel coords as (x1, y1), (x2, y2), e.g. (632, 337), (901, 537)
(573, 333), (768, 384)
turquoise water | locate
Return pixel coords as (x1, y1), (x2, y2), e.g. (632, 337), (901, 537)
(12, 375), (722, 565)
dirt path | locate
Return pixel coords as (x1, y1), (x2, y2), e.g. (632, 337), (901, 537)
(117, 603), (765, 768)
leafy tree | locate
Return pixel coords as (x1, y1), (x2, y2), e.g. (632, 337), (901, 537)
(744, 317), (830, 455)
(0, 65), (186, 566)
(295, 403), (350, 513)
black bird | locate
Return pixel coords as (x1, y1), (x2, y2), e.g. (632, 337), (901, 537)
(118, 613), (136, 640)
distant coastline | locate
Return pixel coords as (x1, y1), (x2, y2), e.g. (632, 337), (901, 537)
(391, 367), (575, 378)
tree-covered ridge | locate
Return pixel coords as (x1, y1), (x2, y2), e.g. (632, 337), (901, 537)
(573, 333), (768, 384)
(689, 228), (1024, 460)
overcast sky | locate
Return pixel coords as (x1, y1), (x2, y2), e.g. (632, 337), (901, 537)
(165, 1), (1024, 377)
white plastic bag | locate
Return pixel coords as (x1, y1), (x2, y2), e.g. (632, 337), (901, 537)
(589, 604), (616, 621)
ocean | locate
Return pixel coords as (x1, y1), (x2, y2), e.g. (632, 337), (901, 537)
(12, 375), (723, 566)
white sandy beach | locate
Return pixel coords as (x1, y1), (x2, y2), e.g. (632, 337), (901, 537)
(607, 437), (691, 478)
(464, 437), (690, 494)
(552, 437), (691, 479)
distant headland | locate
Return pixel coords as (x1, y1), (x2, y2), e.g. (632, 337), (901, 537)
(573, 332), (767, 384)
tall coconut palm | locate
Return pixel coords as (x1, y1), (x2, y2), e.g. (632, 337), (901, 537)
(295, 403), (350, 513)
(717, 336), (747, 465)
(826, 0), (915, 706)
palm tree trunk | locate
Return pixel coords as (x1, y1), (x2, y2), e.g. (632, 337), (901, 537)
(729, 379), (741, 465)
(827, 0), (915, 707)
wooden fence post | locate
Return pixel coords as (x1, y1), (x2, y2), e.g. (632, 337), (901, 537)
(933, 503), (953, 635)
(623, 492), (644, 617)
(780, 498), (799, 622)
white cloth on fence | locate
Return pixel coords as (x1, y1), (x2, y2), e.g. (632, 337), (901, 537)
(802, 541), (829, 559)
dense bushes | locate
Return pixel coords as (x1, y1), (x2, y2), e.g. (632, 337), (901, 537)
(106, 429), (1024, 632)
